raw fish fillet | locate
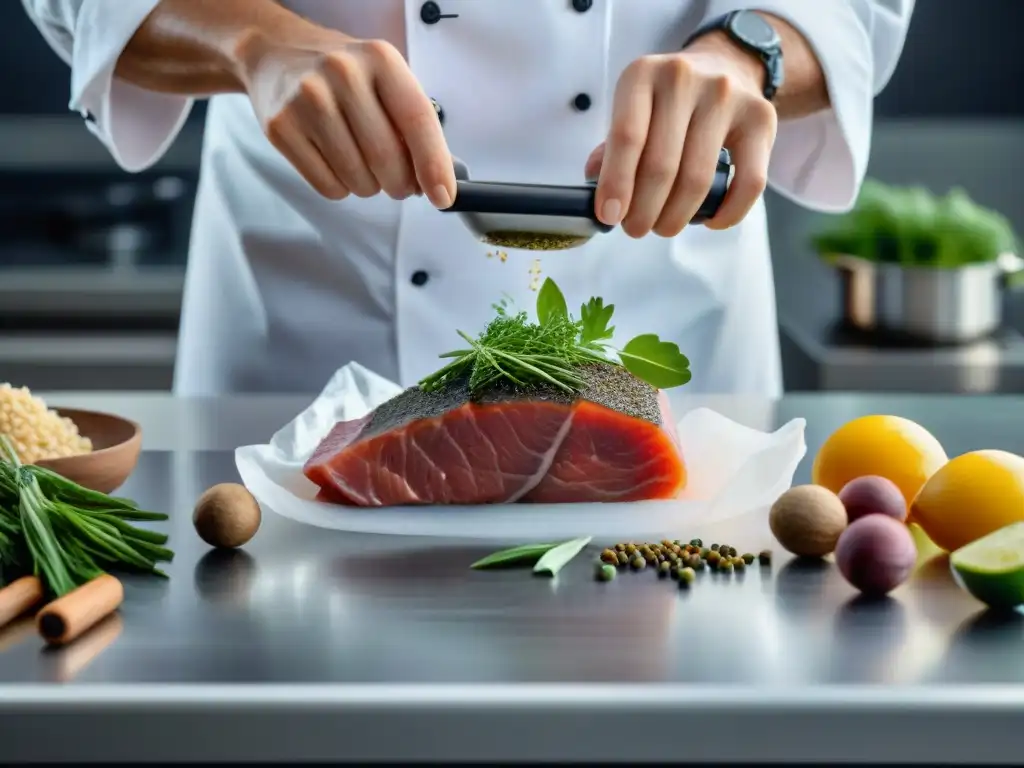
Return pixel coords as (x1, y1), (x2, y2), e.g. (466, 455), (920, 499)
(303, 363), (686, 506)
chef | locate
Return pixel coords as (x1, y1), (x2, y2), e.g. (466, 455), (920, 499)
(23, 0), (913, 397)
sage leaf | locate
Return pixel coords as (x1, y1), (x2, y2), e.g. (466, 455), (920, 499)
(536, 278), (568, 326)
(619, 334), (692, 389)
(470, 541), (562, 570)
(533, 536), (593, 577)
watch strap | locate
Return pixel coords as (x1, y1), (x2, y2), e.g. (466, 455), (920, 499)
(683, 11), (783, 101)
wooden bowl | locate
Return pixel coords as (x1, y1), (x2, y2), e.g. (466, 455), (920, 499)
(34, 409), (142, 494)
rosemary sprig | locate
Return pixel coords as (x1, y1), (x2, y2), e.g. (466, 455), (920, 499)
(418, 278), (691, 395)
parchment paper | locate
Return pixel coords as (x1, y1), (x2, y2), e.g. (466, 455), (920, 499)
(235, 363), (806, 540)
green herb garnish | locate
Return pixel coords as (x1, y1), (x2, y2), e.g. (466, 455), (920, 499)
(0, 435), (173, 598)
(470, 541), (564, 570)
(532, 536), (592, 577)
(419, 278), (691, 394)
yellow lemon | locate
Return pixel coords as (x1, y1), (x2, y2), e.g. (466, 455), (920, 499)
(812, 415), (948, 509)
(911, 450), (1024, 553)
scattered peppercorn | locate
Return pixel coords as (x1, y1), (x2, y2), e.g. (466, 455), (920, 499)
(595, 537), (767, 589)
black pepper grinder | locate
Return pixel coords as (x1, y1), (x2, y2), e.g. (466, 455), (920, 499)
(444, 150), (734, 251)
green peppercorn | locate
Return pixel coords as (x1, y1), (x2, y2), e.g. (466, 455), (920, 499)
(710, 543), (719, 551)
(732, 556), (746, 571)
(661, 539), (673, 548)
(630, 556), (646, 571)
(670, 566), (681, 580)
(706, 550), (721, 565)
(719, 560), (734, 573)
(690, 538), (703, 547)
(596, 564), (617, 582)
(678, 567), (696, 586)
(742, 553), (755, 565)
(626, 543), (637, 555)
(691, 557), (705, 571)
(614, 543), (626, 552)
(759, 549), (772, 566)
(614, 551), (627, 566)
(658, 561), (672, 578)
(728, 547), (738, 558)
(600, 548), (618, 564)
(700, 547), (710, 559)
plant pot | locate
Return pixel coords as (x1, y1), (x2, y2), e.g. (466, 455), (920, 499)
(830, 253), (1024, 344)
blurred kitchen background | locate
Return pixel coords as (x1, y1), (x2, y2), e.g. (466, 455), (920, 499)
(1, 1), (1022, 394)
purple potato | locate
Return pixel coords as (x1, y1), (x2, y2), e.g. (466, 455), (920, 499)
(835, 515), (916, 596)
(838, 475), (907, 524)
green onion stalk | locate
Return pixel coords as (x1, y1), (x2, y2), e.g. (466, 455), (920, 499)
(0, 435), (174, 597)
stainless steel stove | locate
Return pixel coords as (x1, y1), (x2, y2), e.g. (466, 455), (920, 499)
(0, 119), (200, 390)
(780, 311), (1024, 393)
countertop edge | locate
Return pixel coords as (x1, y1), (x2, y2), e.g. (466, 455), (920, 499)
(0, 684), (1020, 762)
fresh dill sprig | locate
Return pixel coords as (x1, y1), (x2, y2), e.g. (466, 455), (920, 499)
(418, 278), (691, 394)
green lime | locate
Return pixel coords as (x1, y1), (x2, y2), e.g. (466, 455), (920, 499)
(950, 522), (1024, 611)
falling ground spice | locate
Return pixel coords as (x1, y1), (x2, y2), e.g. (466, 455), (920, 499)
(484, 248), (545, 291)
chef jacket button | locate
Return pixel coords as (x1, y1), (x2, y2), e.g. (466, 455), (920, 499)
(431, 98), (445, 126)
(572, 0), (592, 12)
(420, 1), (442, 24)
(411, 270), (430, 287)
(572, 93), (592, 112)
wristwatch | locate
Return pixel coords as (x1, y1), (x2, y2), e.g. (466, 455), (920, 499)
(683, 10), (785, 101)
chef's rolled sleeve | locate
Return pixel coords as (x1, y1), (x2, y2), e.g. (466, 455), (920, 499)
(21, 0), (194, 172)
(699, 0), (914, 213)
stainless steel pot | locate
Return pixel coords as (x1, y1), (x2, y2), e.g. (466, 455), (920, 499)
(832, 252), (1024, 343)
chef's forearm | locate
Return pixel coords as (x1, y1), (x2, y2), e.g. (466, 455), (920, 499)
(113, 0), (329, 96)
(684, 12), (829, 120)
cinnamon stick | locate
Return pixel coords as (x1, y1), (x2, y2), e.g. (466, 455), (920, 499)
(36, 574), (124, 646)
(0, 576), (44, 628)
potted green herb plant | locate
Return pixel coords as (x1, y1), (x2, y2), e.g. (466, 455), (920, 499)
(811, 179), (1022, 343)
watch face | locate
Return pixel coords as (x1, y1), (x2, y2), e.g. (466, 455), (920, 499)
(731, 12), (779, 49)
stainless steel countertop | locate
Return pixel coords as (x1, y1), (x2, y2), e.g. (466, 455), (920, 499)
(2, 392), (1024, 763)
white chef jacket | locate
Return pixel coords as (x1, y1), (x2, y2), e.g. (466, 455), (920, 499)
(24, 0), (913, 397)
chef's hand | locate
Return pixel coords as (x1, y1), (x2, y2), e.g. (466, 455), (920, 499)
(242, 34), (456, 208)
(585, 37), (778, 238)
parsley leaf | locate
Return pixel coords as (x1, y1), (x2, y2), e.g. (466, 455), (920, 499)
(618, 334), (692, 389)
(579, 297), (615, 347)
